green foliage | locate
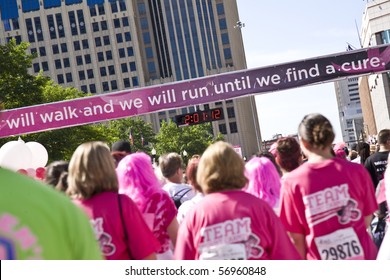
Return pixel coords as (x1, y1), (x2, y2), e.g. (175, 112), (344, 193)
(106, 117), (156, 153)
(154, 121), (224, 160)
(0, 39), (49, 109)
(0, 40), (222, 163)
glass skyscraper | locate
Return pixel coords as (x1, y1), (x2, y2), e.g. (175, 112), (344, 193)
(0, 0), (261, 157)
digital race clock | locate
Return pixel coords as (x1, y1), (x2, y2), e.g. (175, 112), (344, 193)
(174, 108), (224, 126)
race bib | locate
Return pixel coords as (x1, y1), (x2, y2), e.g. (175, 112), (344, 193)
(199, 243), (247, 260)
(314, 228), (364, 260)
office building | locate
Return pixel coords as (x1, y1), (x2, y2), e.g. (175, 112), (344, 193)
(334, 77), (365, 145)
(360, 0), (390, 135)
(0, 0), (261, 157)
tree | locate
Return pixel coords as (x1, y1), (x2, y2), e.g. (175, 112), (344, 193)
(154, 121), (224, 160)
(107, 117), (156, 153)
(0, 39), (49, 109)
(0, 40), (119, 162)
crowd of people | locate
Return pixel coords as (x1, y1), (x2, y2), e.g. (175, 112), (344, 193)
(1, 113), (389, 260)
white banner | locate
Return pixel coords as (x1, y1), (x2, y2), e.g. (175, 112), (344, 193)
(0, 260), (386, 280)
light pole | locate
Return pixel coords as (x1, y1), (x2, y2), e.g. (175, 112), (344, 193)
(151, 148), (156, 166)
(182, 150), (188, 166)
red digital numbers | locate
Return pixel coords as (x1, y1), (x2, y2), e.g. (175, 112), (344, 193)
(175, 108), (223, 126)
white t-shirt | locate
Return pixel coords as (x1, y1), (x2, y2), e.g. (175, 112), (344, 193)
(177, 193), (204, 224)
(162, 182), (195, 205)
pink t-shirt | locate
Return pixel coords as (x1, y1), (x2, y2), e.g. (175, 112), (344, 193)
(142, 191), (178, 254)
(74, 192), (160, 260)
(279, 158), (378, 260)
(174, 190), (301, 260)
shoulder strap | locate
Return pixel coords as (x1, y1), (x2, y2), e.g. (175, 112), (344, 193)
(117, 194), (132, 259)
(174, 187), (191, 200)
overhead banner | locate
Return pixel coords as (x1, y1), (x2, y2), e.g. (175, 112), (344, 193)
(1, 44), (389, 138)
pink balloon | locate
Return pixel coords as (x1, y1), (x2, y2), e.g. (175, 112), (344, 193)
(17, 169), (28, 175)
(26, 168), (36, 177)
(35, 167), (46, 180)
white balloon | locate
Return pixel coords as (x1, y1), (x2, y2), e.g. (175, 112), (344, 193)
(26, 142), (49, 169)
(0, 140), (33, 171)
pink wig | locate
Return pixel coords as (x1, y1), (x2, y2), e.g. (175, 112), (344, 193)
(244, 157), (281, 208)
(116, 152), (164, 211)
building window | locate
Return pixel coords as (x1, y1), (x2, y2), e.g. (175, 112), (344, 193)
(52, 44), (59, 54)
(34, 17), (44, 41)
(224, 48), (232, 60)
(106, 51), (112, 60)
(124, 32), (131, 42)
(76, 55), (83, 65)
(47, 15), (56, 39)
(12, 18), (19, 30)
(100, 67), (107, 77)
(56, 13), (65, 38)
(95, 37), (102, 47)
(127, 47), (134, 56)
(98, 4), (105, 15)
(216, 3), (225, 15)
(60, 43), (67, 53)
(39, 47), (46, 56)
(55, 59), (62, 69)
(85, 54), (91, 64)
(108, 65), (115, 76)
(101, 20), (108, 31)
(140, 18), (148, 29)
(82, 39), (89, 49)
(26, 19), (35, 43)
(79, 70), (86, 80)
(143, 32), (151, 44)
(129, 62), (136, 71)
(123, 78), (130, 88)
(87, 69), (94, 79)
(148, 62), (156, 73)
(145, 47), (153, 58)
(68, 11), (78, 36)
(219, 18), (227, 30)
(89, 84), (96, 93)
(132, 77), (139, 87)
(63, 58), (70, 68)
(227, 107), (235, 118)
(111, 1), (118, 13)
(81, 85), (88, 93)
(111, 80), (118, 90)
(103, 36), (110, 45)
(122, 17), (129, 27)
(219, 124), (227, 135)
(42, 62), (49, 71)
(57, 74), (64, 84)
(66, 72), (72, 83)
(33, 63), (40, 73)
(92, 22), (99, 32)
(113, 18), (120, 28)
(121, 63), (128, 73)
(90, 5), (97, 17)
(138, 2), (146, 14)
(116, 33), (123, 43)
(119, 48), (125, 58)
(229, 122), (238, 133)
(119, 0), (127, 11)
(97, 52), (104, 62)
(221, 33), (229, 45)
(102, 81), (109, 91)
(73, 41), (81, 51)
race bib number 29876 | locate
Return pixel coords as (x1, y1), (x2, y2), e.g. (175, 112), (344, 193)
(314, 228), (364, 260)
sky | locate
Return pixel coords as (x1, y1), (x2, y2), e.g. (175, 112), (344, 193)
(236, 0), (368, 143)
